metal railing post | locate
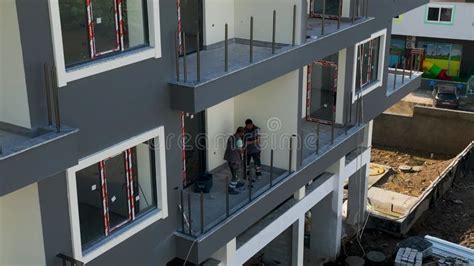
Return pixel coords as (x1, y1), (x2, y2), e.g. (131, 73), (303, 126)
(393, 64), (398, 91)
(321, 0), (326, 35)
(50, 67), (61, 133)
(272, 10), (276, 54)
(182, 32), (187, 82)
(292, 5), (296, 46)
(200, 191), (204, 235)
(226, 176), (230, 217)
(402, 57), (406, 84)
(187, 193), (192, 235)
(225, 24), (229, 72)
(316, 121), (320, 154)
(270, 150), (274, 186)
(196, 31), (201, 82)
(175, 31), (180, 81)
(180, 190), (185, 232)
(250, 17), (254, 63)
(288, 136), (293, 173)
(43, 64), (53, 126)
(337, 0), (342, 29)
(331, 122), (335, 144)
(409, 53), (414, 79)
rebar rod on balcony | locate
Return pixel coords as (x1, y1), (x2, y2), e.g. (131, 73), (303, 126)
(270, 149), (274, 186)
(226, 176), (230, 217)
(272, 10), (276, 54)
(288, 136), (293, 173)
(393, 64), (398, 91)
(175, 32), (180, 81)
(180, 190), (184, 232)
(187, 193), (192, 235)
(43, 64), (53, 126)
(250, 17), (254, 63)
(321, 0), (326, 35)
(409, 54), (414, 79)
(402, 57), (406, 84)
(50, 67), (61, 133)
(182, 32), (187, 82)
(337, 0), (342, 29)
(200, 191), (204, 234)
(316, 121), (320, 154)
(292, 5), (296, 46)
(225, 24), (229, 72)
(196, 31), (201, 82)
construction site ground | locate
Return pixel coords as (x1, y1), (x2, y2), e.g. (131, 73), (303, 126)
(370, 146), (453, 197)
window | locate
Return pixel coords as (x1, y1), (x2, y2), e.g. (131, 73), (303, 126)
(59, 0), (149, 67)
(426, 5), (454, 23)
(352, 29), (386, 101)
(67, 127), (167, 263)
(48, 0), (161, 86)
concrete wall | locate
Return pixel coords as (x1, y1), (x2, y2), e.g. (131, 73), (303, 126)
(0, 183), (46, 266)
(234, 70), (299, 170)
(203, 0), (235, 46)
(392, 3), (474, 41)
(373, 106), (474, 155)
(0, 0), (31, 128)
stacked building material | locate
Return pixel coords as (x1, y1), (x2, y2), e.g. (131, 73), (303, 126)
(395, 248), (423, 266)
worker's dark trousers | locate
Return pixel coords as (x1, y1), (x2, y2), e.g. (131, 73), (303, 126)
(227, 162), (241, 188)
(246, 152), (262, 176)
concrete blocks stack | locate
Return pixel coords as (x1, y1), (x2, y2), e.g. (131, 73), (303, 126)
(395, 247), (423, 266)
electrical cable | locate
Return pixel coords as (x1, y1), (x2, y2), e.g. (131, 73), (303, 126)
(183, 238), (198, 266)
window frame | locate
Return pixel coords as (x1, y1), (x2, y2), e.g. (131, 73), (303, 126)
(47, 0), (162, 87)
(66, 126), (168, 263)
(351, 29), (387, 103)
(425, 4), (455, 24)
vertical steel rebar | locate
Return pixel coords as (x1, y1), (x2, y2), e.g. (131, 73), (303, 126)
(182, 32), (187, 82)
(196, 31), (201, 82)
(226, 176), (230, 217)
(225, 24), (229, 72)
(200, 191), (204, 235)
(337, 0), (342, 29)
(402, 57), (406, 84)
(180, 190), (184, 232)
(187, 193), (192, 235)
(292, 5), (296, 46)
(250, 17), (254, 63)
(409, 53), (414, 79)
(288, 136), (293, 173)
(243, 152), (248, 181)
(43, 64), (53, 126)
(316, 121), (320, 154)
(175, 31), (180, 81)
(270, 150), (274, 186)
(272, 10), (276, 54)
(321, 0), (326, 35)
(50, 67), (61, 133)
(393, 64), (398, 91)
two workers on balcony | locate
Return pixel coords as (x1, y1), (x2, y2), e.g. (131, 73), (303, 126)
(224, 119), (262, 194)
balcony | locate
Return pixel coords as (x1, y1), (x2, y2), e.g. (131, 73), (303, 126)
(170, 1), (378, 113)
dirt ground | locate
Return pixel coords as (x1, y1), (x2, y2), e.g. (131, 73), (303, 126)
(385, 91), (433, 116)
(337, 170), (474, 264)
(371, 146), (453, 197)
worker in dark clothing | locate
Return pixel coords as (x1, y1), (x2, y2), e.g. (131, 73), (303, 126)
(244, 119), (262, 180)
(224, 127), (246, 194)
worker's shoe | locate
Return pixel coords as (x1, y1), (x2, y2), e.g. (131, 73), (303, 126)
(236, 181), (245, 188)
(228, 187), (240, 195)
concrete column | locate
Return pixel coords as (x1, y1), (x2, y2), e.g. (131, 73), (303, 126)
(335, 49), (347, 125)
(291, 216), (305, 266)
(294, 185), (306, 201)
(309, 158), (345, 260)
(362, 120), (373, 148)
(211, 238), (237, 266)
(346, 165), (369, 226)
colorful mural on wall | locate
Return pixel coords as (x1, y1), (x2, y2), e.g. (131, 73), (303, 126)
(417, 41), (462, 79)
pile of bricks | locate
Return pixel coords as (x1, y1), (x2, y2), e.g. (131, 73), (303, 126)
(395, 248), (423, 266)
(437, 257), (469, 266)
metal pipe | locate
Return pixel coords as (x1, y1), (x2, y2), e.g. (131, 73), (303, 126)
(175, 31), (180, 81)
(292, 5), (296, 46)
(402, 57), (406, 84)
(331, 122), (335, 144)
(321, 0), (326, 35)
(393, 64), (398, 91)
(243, 152), (247, 181)
(316, 121), (320, 154)
(288, 136), (293, 173)
(43, 64), (53, 126)
(50, 67), (61, 133)
(196, 31), (201, 82)
(270, 150), (274, 186)
(250, 17), (254, 63)
(180, 190), (184, 232)
(182, 32), (187, 82)
(272, 10), (276, 54)
(187, 193), (192, 235)
(225, 24), (229, 72)
(409, 53), (414, 79)
(226, 176), (230, 217)
(200, 191), (204, 234)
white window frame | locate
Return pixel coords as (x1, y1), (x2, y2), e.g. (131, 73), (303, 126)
(66, 126), (168, 263)
(47, 0), (162, 87)
(425, 4), (454, 24)
(351, 28), (387, 103)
